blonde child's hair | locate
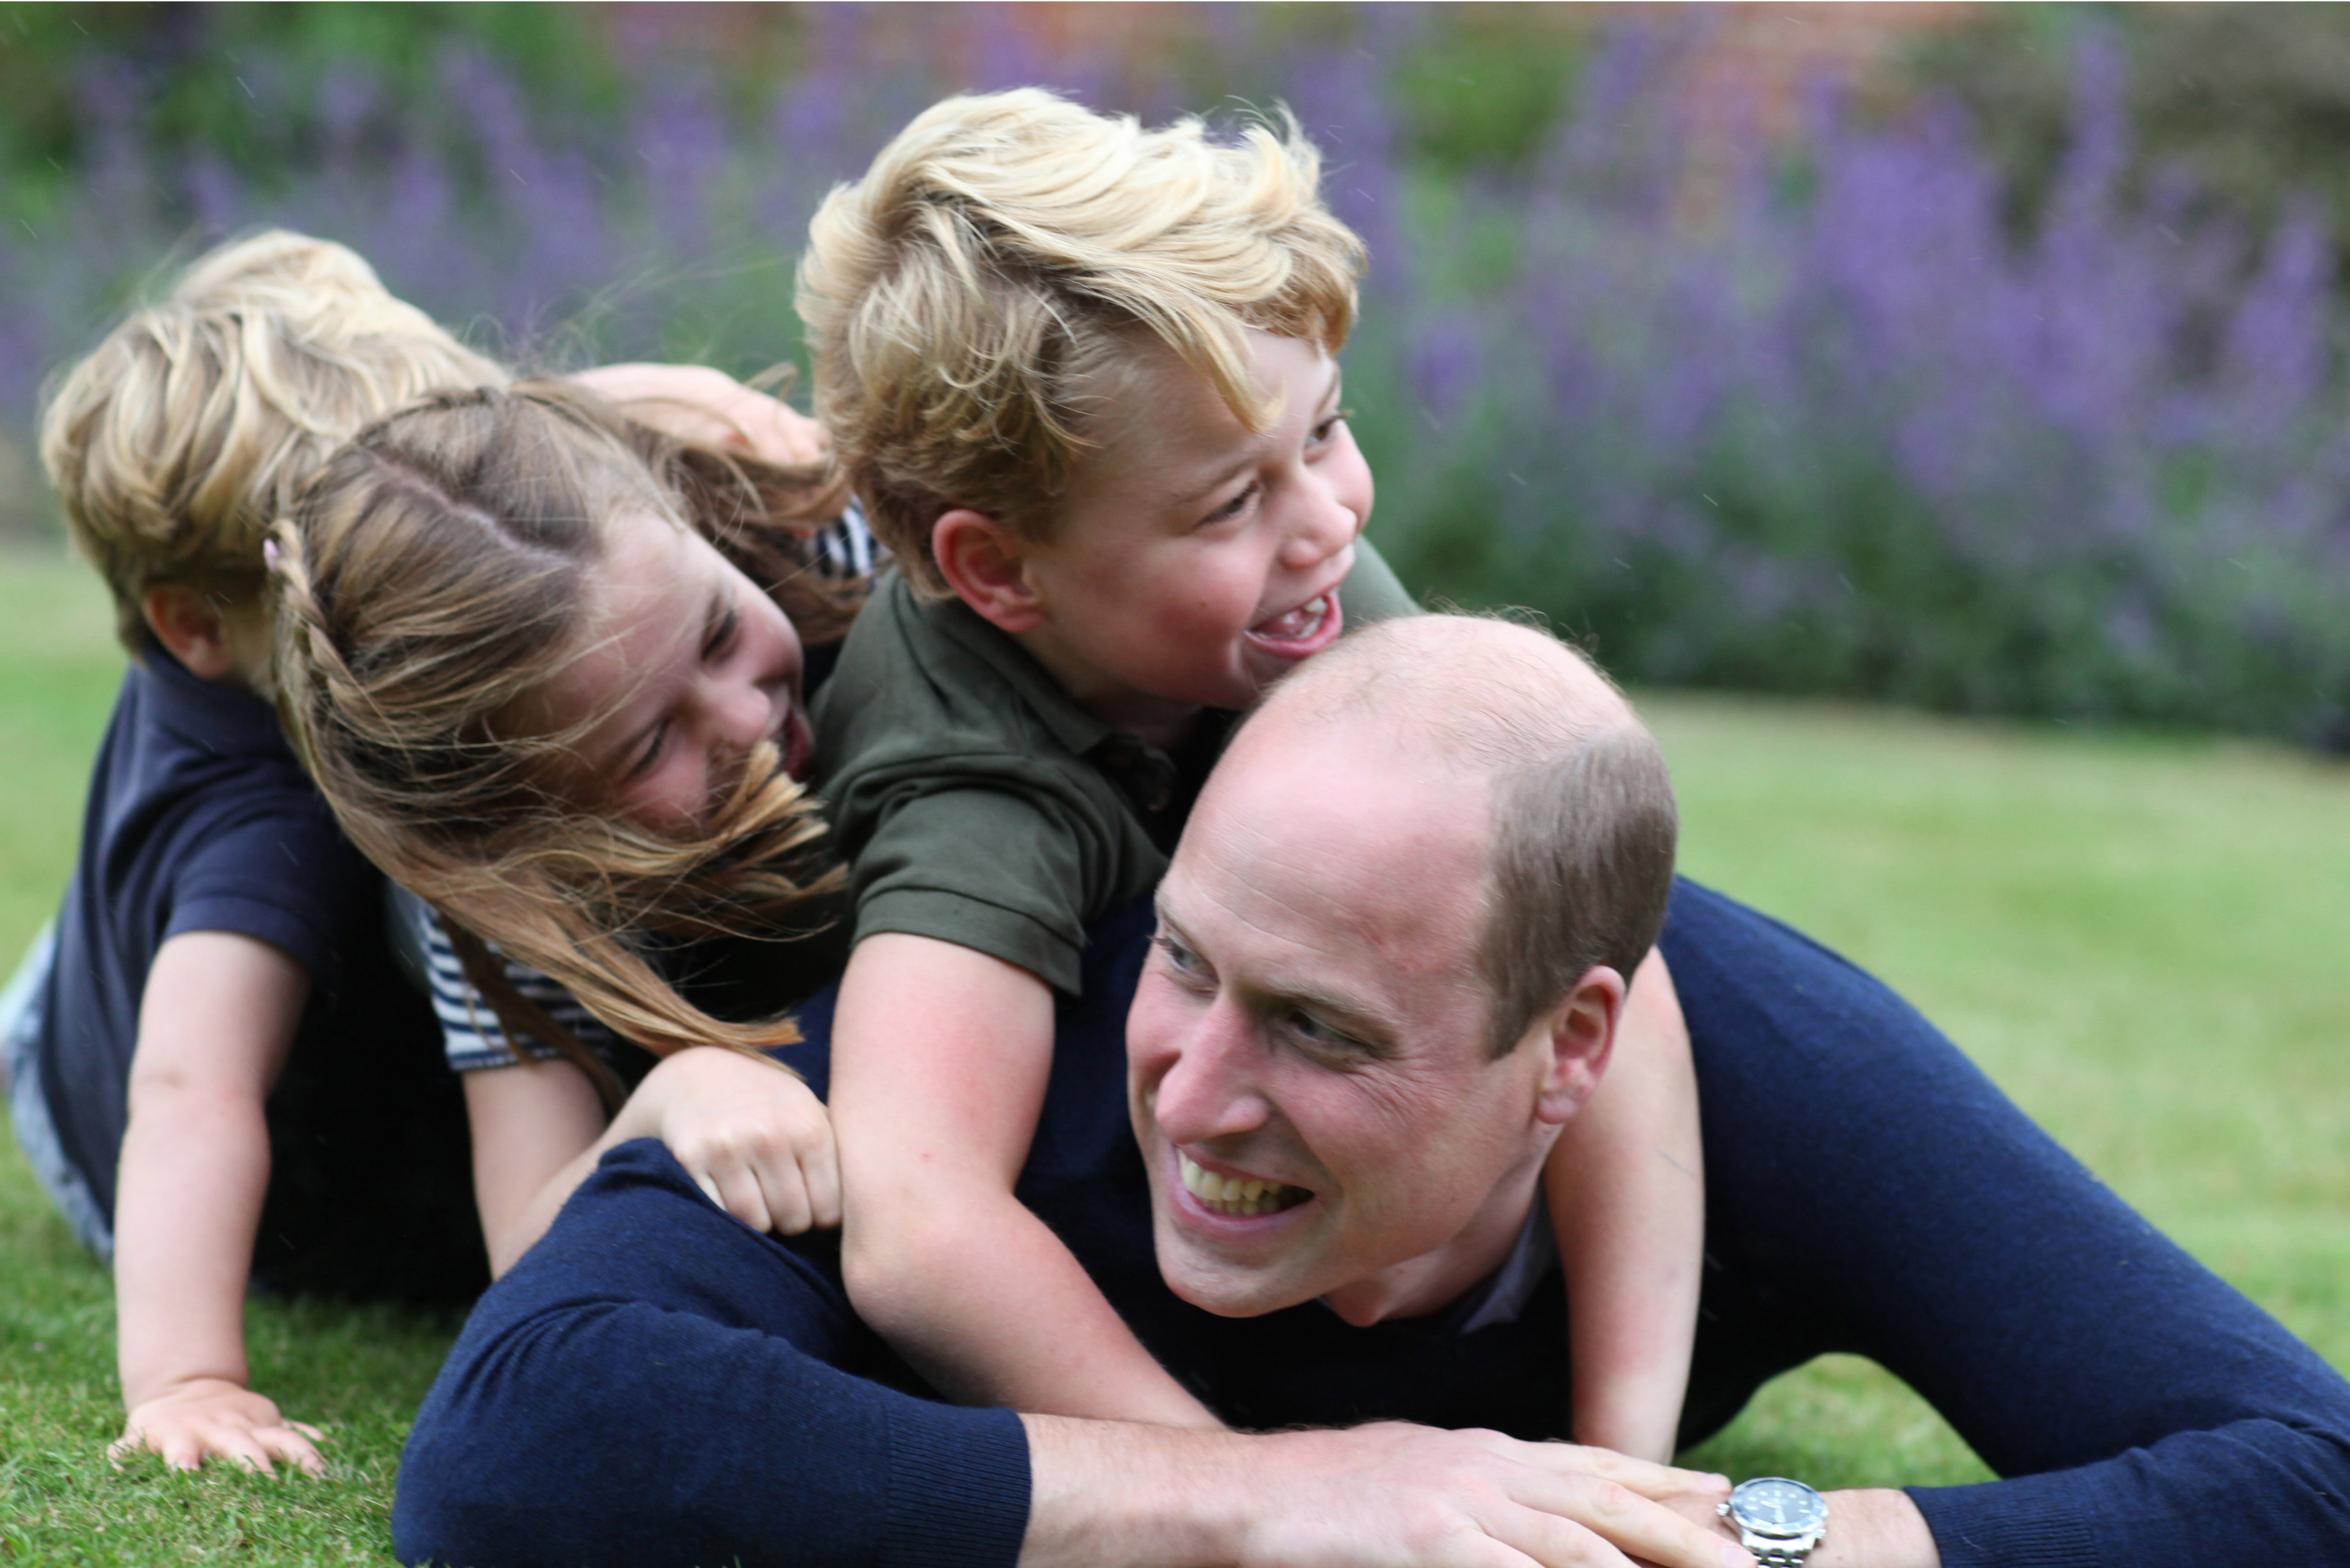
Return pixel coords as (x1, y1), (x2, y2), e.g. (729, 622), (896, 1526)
(270, 381), (853, 1100)
(40, 229), (510, 652)
(796, 87), (1365, 593)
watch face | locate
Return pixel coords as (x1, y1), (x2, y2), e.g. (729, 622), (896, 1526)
(1729, 1477), (1826, 1537)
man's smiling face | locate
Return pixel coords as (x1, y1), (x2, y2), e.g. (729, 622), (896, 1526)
(1126, 711), (1566, 1326)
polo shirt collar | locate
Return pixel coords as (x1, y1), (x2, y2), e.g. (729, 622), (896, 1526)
(929, 596), (1183, 812)
(136, 639), (290, 761)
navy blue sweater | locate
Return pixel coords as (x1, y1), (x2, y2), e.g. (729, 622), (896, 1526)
(394, 883), (2350, 1567)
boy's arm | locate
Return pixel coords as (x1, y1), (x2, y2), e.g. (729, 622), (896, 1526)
(112, 931), (322, 1475)
(832, 932), (1220, 1427)
(1544, 946), (1705, 1463)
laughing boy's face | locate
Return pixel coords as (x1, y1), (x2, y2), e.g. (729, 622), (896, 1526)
(1007, 329), (1372, 739)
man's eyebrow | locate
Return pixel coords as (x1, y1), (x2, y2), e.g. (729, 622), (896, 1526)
(1152, 897), (1195, 945)
(1153, 892), (1398, 1053)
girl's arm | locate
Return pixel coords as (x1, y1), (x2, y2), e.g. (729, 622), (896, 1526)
(458, 1044), (836, 1279)
(462, 1057), (607, 1276)
(831, 932), (1220, 1427)
(1544, 945), (1704, 1463)
(111, 931), (321, 1475)
(465, 1046), (839, 1277)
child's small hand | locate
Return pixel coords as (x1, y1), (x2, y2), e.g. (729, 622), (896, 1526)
(112, 1378), (326, 1476)
(633, 1047), (842, 1235)
(569, 363), (829, 469)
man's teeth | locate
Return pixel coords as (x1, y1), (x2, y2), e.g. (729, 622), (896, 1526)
(1179, 1153), (1307, 1217)
(1252, 593), (1330, 643)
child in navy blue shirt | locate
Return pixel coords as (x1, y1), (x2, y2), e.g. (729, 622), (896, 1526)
(6, 231), (513, 1476)
(7, 230), (859, 1480)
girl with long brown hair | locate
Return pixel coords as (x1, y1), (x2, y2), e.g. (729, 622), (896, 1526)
(271, 377), (865, 1271)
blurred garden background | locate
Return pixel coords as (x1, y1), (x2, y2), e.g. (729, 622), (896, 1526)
(1, 4), (2346, 1562)
(8, 0), (2350, 742)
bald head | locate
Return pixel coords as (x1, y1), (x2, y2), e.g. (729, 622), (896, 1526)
(1251, 612), (1634, 753)
(1225, 614), (1679, 1055)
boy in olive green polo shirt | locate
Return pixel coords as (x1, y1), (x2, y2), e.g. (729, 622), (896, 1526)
(800, 90), (1706, 1459)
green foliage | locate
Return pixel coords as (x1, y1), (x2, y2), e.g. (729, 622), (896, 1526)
(0, 550), (118, 957)
(1390, 7), (1586, 173)
(1916, 3), (2350, 253)
(0, 2), (619, 223)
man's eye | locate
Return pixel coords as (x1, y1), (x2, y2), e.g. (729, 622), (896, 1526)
(1287, 1010), (1359, 1052)
(1154, 933), (1207, 978)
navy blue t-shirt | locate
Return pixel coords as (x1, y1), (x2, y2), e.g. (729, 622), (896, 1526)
(26, 645), (480, 1299)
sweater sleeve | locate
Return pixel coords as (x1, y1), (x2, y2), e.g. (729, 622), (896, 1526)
(393, 1140), (1030, 1568)
(1664, 880), (2350, 1568)
(1906, 1418), (2350, 1568)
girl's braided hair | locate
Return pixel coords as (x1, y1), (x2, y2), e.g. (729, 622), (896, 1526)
(269, 380), (856, 1101)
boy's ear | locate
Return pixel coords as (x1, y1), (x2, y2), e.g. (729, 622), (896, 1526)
(1530, 965), (1627, 1127)
(141, 584), (240, 680)
(933, 509), (1046, 634)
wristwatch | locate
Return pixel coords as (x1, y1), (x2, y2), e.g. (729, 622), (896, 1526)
(1719, 1476), (1828, 1566)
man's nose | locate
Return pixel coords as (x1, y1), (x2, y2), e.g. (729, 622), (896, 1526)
(1150, 1003), (1270, 1147)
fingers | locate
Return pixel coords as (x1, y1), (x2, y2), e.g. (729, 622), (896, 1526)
(798, 1125), (843, 1230)
(761, 1154), (814, 1236)
(1507, 1439), (1731, 1509)
(665, 1067), (840, 1235)
(264, 1423), (328, 1477)
(110, 1412), (329, 1477)
(701, 1157), (776, 1235)
(695, 1140), (829, 1236)
(1502, 1471), (1748, 1568)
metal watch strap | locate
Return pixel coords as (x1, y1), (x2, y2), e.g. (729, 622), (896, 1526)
(1749, 1545), (1815, 1568)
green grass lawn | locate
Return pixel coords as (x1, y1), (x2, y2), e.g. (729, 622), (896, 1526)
(1, 545), (2344, 1559)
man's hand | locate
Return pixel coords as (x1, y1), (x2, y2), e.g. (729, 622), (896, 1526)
(112, 1378), (325, 1477)
(625, 1047), (842, 1236)
(1024, 1416), (1753, 1568)
(1655, 1480), (1940, 1568)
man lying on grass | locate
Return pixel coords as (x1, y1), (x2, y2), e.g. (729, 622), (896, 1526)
(392, 615), (2350, 1568)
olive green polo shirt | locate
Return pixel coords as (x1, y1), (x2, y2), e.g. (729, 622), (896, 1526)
(811, 542), (1416, 994)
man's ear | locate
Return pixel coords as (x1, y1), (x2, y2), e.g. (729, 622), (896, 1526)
(932, 508), (1044, 634)
(141, 584), (239, 680)
(1531, 965), (1628, 1127)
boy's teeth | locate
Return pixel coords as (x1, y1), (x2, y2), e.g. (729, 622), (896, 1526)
(1253, 593), (1330, 643)
(1178, 1153), (1307, 1217)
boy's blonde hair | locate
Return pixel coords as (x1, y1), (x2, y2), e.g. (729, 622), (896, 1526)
(40, 229), (507, 652)
(271, 381), (852, 1098)
(796, 88), (1364, 593)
